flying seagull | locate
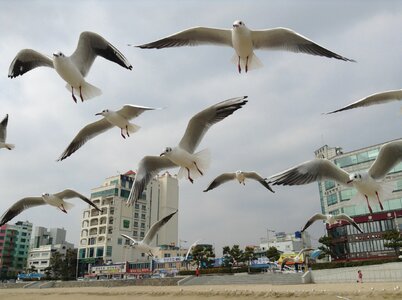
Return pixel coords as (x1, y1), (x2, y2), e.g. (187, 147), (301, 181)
(326, 89), (402, 114)
(0, 114), (15, 150)
(127, 96), (248, 205)
(0, 189), (101, 226)
(121, 209), (178, 257)
(57, 105), (159, 161)
(8, 31), (132, 102)
(302, 213), (363, 233)
(134, 20), (354, 73)
(203, 170), (274, 192)
(184, 239), (202, 261)
(269, 139), (402, 214)
(281, 247), (314, 269)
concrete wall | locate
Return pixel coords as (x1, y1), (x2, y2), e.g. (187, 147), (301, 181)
(311, 262), (402, 283)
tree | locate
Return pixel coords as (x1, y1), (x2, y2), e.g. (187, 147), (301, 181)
(266, 246), (280, 261)
(243, 246), (256, 264)
(318, 235), (337, 259)
(49, 252), (63, 279)
(61, 249), (78, 280)
(192, 245), (215, 269)
(222, 245), (244, 268)
(383, 229), (402, 256)
(28, 265), (37, 273)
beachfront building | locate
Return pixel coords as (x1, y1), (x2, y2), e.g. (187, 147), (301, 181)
(27, 226), (74, 274)
(259, 231), (312, 254)
(314, 138), (402, 261)
(0, 221), (33, 279)
(77, 171), (179, 277)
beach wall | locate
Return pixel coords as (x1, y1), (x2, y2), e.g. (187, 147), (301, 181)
(311, 262), (402, 283)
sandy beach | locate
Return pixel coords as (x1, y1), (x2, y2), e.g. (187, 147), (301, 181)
(1, 282), (402, 300)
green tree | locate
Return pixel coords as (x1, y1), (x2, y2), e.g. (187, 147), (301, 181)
(61, 249), (78, 280)
(28, 265), (37, 273)
(222, 246), (233, 268)
(266, 246), (280, 261)
(318, 235), (337, 259)
(49, 252), (63, 279)
(383, 229), (402, 256)
(243, 246), (256, 264)
(192, 245), (215, 269)
(222, 245), (245, 268)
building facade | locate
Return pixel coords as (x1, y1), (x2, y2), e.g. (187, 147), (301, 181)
(77, 171), (179, 277)
(30, 226), (68, 248)
(0, 221), (32, 278)
(259, 231), (312, 254)
(314, 138), (402, 261)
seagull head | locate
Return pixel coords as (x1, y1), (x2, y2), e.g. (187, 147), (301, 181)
(53, 51), (65, 58)
(160, 147), (173, 156)
(347, 172), (363, 184)
(95, 109), (109, 116)
(42, 192), (50, 198)
(233, 20), (245, 28)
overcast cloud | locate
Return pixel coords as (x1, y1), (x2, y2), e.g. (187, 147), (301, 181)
(1, 0), (401, 254)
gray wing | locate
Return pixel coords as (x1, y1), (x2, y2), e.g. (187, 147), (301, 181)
(143, 210), (178, 245)
(185, 239), (202, 260)
(0, 197), (45, 226)
(135, 27), (232, 49)
(327, 90), (402, 114)
(54, 189), (101, 211)
(121, 233), (137, 244)
(269, 159), (351, 186)
(8, 49), (54, 78)
(71, 31), (132, 77)
(178, 96), (248, 153)
(127, 156), (178, 205)
(335, 213), (363, 233)
(243, 172), (275, 193)
(369, 140), (402, 179)
(301, 213), (327, 232)
(57, 118), (113, 161)
(251, 28), (355, 62)
(117, 105), (160, 120)
(0, 114), (9, 143)
(296, 247), (315, 257)
(203, 173), (236, 192)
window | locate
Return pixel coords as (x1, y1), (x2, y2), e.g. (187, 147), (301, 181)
(340, 188), (357, 201)
(134, 213), (139, 218)
(96, 247), (104, 257)
(106, 246), (112, 257)
(133, 231), (138, 236)
(135, 204), (140, 209)
(140, 223), (145, 229)
(141, 214), (146, 219)
(324, 180), (335, 190)
(134, 221), (138, 227)
(142, 205), (146, 210)
(117, 238), (122, 245)
(123, 220), (130, 229)
(89, 247), (94, 258)
(140, 232), (145, 238)
(327, 193), (338, 206)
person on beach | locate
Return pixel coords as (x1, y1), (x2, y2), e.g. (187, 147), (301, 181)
(357, 270), (363, 283)
(195, 267), (200, 277)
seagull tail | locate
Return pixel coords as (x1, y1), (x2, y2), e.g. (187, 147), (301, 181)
(65, 82), (102, 101)
(127, 123), (141, 134)
(177, 149), (211, 181)
(230, 52), (263, 72)
(4, 143), (15, 150)
(62, 201), (75, 211)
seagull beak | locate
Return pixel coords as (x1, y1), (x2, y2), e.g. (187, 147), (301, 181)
(95, 112), (102, 116)
(53, 53), (59, 57)
(347, 179), (353, 184)
(160, 152), (165, 156)
(233, 24), (239, 28)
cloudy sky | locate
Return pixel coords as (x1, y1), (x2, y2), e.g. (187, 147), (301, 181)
(1, 0), (401, 254)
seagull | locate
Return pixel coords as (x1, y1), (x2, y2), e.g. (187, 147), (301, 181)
(302, 213), (363, 233)
(269, 139), (402, 214)
(0, 189), (101, 226)
(127, 96), (248, 205)
(8, 31), (132, 102)
(57, 105), (159, 161)
(281, 247), (314, 269)
(0, 114), (15, 150)
(184, 239), (202, 261)
(203, 170), (274, 192)
(134, 20), (354, 73)
(326, 89), (402, 114)
(121, 209), (178, 257)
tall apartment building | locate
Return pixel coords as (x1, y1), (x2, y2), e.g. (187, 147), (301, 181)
(77, 171), (178, 277)
(27, 226), (74, 274)
(314, 138), (402, 261)
(0, 221), (32, 278)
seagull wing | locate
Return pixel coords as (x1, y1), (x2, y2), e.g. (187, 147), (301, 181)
(8, 49), (54, 78)
(335, 213), (363, 233)
(121, 233), (137, 244)
(185, 239), (202, 260)
(178, 96), (248, 153)
(203, 173), (236, 192)
(117, 105), (159, 120)
(135, 27), (232, 49)
(143, 210), (178, 245)
(54, 189), (101, 211)
(327, 90), (402, 114)
(301, 213), (327, 232)
(0, 114), (9, 143)
(243, 172), (275, 193)
(269, 158), (350, 186)
(127, 156), (178, 205)
(369, 140), (402, 179)
(57, 118), (113, 161)
(71, 31), (132, 77)
(296, 247), (314, 257)
(251, 28), (354, 61)
(0, 197), (45, 226)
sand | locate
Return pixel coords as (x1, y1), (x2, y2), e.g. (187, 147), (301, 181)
(1, 282), (402, 300)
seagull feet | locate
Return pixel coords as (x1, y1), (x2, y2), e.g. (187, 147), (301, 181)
(71, 86), (77, 103)
(60, 205), (67, 214)
(126, 126), (130, 137)
(237, 56), (242, 73)
(120, 129), (126, 139)
(79, 86), (84, 102)
(365, 195), (373, 214)
(186, 167), (194, 184)
(193, 162), (203, 176)
(376, 191), (384, 210)
(245, 56), (249, 73)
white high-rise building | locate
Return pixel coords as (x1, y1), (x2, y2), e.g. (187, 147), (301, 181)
(77, 171), (178, 276)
